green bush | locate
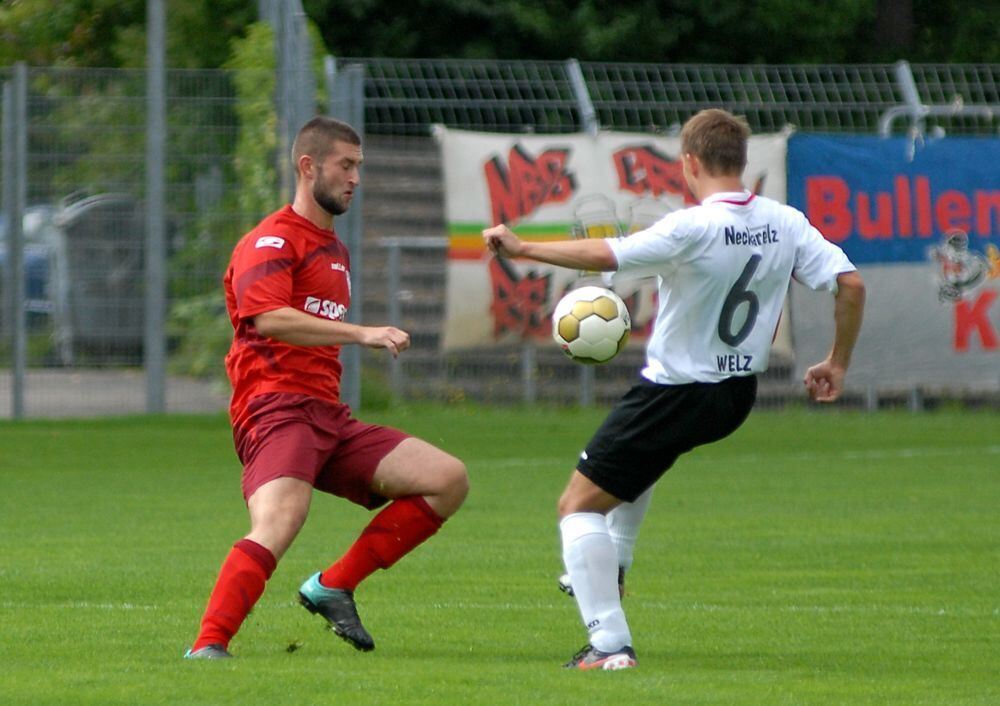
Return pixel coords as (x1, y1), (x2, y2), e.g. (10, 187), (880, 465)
(167, 291), (230, 380)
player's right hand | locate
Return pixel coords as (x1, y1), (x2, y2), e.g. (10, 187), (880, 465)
(363, 326), (410, 357)
(482, 224), (523, 258)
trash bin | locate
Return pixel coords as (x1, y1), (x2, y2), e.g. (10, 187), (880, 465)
(52, 192), (144, 363)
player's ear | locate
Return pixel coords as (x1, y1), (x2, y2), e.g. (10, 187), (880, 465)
(683, 152), (699, 177)
(297, 154), (315, 180)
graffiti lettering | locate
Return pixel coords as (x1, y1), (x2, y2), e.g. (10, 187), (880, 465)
(612, 144), (696, 205)
(484, 145), (575, 225)
(488, 257), (552, 339)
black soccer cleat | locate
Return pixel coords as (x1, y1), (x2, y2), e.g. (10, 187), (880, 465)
(298, 572), (375, 652)
(563, 643), (637, 671)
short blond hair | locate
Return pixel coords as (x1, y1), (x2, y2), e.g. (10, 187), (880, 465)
(680, 109), (751, 176)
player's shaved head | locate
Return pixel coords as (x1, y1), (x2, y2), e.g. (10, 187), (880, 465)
(292, 117), (361, 176)
(681, 109), (751, 177)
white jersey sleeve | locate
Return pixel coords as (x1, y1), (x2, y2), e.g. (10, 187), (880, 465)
(788, 208), (855, 291)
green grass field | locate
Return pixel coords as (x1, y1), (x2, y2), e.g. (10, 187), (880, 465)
(1, 405), (998, 705)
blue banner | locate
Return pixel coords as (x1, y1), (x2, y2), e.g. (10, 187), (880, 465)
(787, 135), (1000, 265)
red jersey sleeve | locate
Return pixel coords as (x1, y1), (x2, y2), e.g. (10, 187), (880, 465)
(229, 233), (299, 319)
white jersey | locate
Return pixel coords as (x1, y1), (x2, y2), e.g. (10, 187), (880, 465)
(605, 190), (854, 384)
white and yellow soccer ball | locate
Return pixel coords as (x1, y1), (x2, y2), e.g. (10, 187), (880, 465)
(551, 286), (631, 364)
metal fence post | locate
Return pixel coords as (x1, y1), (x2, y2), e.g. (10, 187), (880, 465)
(323, 56), (337, 111)
(386, 239), (402, 399)
(521, 343), (537, 404)
(579, 365), (594, 406)
(865, 384), (878, 412)
(894, 60), (925, 135)
(2, 64), (28, 419)
(328, 62), (365, 410)
(145, 0), (167, 414)
(565, 58), (599, 136)
(266, 0), (316, 201)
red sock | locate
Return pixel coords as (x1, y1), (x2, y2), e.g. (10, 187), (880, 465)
(320, 496), (444, 591)
(192, 538), (276, 651)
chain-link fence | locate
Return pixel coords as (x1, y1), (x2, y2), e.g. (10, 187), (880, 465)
(349, 57), (1000, 412)
(1, 66), (257, 416)
(2, 58), (999, 417)
(353, 58), (1000, 135)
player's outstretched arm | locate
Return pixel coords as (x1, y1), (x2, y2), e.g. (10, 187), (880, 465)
(254, 307), (410, 356)
(482, 224), (617, 271)
(804, 270), (866, 402)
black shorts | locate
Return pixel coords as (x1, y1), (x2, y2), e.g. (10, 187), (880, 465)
(577, 375), (757, 502)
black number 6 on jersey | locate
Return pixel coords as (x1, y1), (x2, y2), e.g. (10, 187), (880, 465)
(718, 254), (762, 346)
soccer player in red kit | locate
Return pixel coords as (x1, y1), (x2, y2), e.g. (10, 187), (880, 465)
(185, 117), (468, 659)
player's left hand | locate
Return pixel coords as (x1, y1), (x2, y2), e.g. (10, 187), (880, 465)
(362, 326), (411, 357)
(482, 224), (523, 258)
(803, 359), (845, 402)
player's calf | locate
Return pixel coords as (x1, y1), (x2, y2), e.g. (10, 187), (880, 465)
(558, 565), (626, 598)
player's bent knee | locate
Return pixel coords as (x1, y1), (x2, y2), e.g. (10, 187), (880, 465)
(422, 456), (467, 519)
(557, 481), (618, 518)
(439, 458), (469, 516)
(558, 496), (603, 519)
(557, 492), (577, 518)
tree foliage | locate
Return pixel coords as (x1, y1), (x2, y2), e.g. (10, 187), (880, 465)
(168, 19), (330, 380)
(0, 0), (256, 68)
(1, 0), (996, 67)
(303, 0), (997, 64)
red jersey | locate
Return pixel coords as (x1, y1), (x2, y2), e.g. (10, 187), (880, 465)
(223, 205), (352, 430)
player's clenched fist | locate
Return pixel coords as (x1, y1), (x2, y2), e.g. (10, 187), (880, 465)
(482, 224), (523, 258)
(803, 360), (845, 402)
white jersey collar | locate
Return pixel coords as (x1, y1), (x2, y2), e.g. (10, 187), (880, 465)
(701, 190), (755, 207)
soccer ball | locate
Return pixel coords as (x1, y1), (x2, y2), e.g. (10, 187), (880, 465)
(551, 286), (630, 364)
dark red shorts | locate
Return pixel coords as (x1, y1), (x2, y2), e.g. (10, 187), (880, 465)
(234, 392), (409, 509)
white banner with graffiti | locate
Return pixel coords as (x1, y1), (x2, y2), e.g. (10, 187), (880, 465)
(435, 126), (790, 352)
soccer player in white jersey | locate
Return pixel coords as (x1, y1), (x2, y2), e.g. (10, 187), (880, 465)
(483, 108), (865, 670)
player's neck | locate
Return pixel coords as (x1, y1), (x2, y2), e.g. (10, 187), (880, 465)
(291, 194), (334, 231)
(694, 176), (746, 203)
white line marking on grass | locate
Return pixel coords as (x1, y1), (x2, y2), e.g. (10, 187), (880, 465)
(477, 457), (570, 470)
(838, 445), (1000, 461)
(479, 446), (1000, 472)
(695, 445), (1000, 466)
(318, 599), (995, 619)
(646, 601), (999, 618)
(0, 601), (159, 611)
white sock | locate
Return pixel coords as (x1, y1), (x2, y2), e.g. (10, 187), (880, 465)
(560, 512), (632, 652)
(606, 486), (654, 572)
